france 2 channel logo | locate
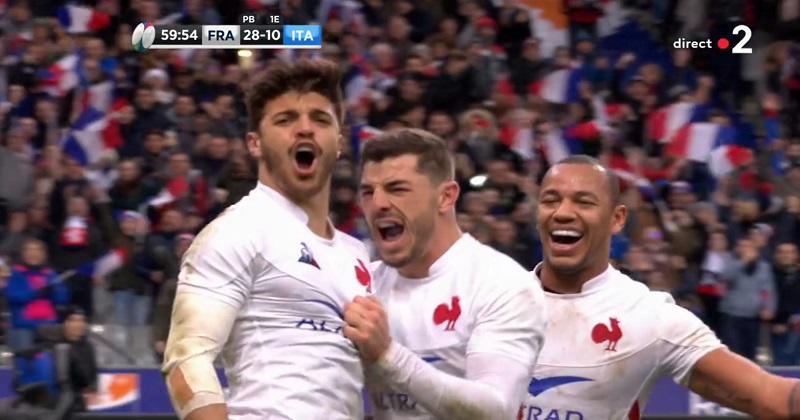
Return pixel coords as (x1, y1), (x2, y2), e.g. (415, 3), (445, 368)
(131, 22), (156, 52)
(673, 24), (753, 54)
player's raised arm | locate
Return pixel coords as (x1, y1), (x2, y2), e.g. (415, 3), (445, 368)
(688, 349), (800, 418)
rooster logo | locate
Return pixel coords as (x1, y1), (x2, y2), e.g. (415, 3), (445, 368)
(591, 317), (622, 351)
(355, 259), (371, 292)
(433, 296), (461, 331)
(298, 242), (320, 269)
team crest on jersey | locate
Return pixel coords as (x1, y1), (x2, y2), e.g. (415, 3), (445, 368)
(591, 317), (622, 351)
(298, 242), (320, 269)
(433, 296), (461, 331)
(355, 259), (371, 292)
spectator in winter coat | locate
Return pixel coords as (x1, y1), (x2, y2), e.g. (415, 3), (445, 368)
(771, 243), (800, 366)
(4, 239), (69, 351)
(719, 238), (777, 360)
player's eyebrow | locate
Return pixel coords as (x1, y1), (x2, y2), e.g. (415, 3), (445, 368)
(384, 180), (411, 189)
(573, 191), (600, 201)
(309, 108), (334, 120)
(539, 188), (560, 197)
(359, 179), (411, 191)
(270, 109), (298, 120)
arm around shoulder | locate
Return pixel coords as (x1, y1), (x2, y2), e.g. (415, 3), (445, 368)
(689, 348), (800, 419)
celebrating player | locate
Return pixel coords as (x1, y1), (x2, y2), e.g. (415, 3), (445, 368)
(161, 59), (372, 420)
(524, 154), (800, 419)
(346, 128), (547, 419)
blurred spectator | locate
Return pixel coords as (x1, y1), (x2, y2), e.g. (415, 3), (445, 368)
(5, 239), (69, 351)
(108, 159), (160, 215)
(138, 130), (171, 182)
(50, 196), (104, 319)
(0, 126), (35, 213)
(0, 212), (29, 263)
(490, 217), (535, 270)
(719, 238), (777, 360)
(697, 230), (735, 335)
(151, 233), (194, 363)
(120, 86), (173, 158)
(771, 243), (800, 366)
(38, 306), (98, 414)
(106, 211), (153, 327)
(160, 152), (209, 221)
(215, 151), (257, 209)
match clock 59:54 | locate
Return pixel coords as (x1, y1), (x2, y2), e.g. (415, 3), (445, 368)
(156, 25), (202, 45)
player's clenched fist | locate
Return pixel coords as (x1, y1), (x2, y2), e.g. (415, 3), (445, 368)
(343, 296), (392, 363)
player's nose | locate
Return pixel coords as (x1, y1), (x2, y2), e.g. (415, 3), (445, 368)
(371, 188), (391, 210)
(551, 200), (577, 222)
(294, 114), (314, 137)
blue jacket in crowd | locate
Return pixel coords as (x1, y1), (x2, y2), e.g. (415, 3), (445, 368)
(5, 265), (70, 330)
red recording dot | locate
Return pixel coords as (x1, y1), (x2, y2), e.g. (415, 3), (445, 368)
(717, 38), (730, 49)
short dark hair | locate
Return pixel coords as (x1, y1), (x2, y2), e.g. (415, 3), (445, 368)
(245, 59), (344, 132)
(551, 155), (621, 206)
(360, 128), (455, 184)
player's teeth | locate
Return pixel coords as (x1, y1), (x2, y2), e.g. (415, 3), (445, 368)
(552, 230), (581, 237)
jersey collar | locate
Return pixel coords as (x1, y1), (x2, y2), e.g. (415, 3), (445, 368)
(256, 182), (310, 225)
(532, 262), (615, 296)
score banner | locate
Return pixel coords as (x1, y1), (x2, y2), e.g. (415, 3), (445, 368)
(132, 22), (322, 50)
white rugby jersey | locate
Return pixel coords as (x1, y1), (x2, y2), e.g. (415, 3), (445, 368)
(369, 234), (547, 420)
(523, 264), (724, 420)
(177, 183), (372, 420)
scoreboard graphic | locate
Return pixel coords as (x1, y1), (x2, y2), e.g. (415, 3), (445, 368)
(131, 13), (321, 51)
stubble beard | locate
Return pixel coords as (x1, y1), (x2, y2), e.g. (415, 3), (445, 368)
(261, 144), (336, 204)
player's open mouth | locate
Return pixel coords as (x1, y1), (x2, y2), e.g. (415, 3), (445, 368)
(292, 143), (319, 176)
(549, 229), (583, 252)
(376, 219), (405, 242)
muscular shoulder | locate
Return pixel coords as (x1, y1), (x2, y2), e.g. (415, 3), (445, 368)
(181, 191), (300, 271)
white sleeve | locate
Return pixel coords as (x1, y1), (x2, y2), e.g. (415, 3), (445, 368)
(176, 213), (257, 309)
(369, 343), (531, 420)
(368, 269), (546, 419)
(467, 273), (547, 372)
(656, 294), (726, 386)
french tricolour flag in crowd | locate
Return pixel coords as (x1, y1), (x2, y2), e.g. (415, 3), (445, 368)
(76, 248), (128, 279)
(646, 102), (695, 143)
(607, 154), (652, 189)
(540, 129), (570, 166)
(148, 176), (190, 208)
(61, 104), (124, 166)
(350, 124), (383, 160)
(708, 143), (754, 178)
(81, 80), (114, 113)
(529, 69), (582, 104)
(665, 122), (752, 178)
(57, 5), (111, 34)
(38, 54), (80, 97)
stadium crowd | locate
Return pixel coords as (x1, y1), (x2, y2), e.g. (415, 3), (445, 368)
(0, 0), (799, 379)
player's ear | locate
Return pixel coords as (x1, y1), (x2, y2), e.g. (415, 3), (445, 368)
(438, 180), (460, 213)
(246, 131), (261, 158)
(610, 204), (627, 235)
